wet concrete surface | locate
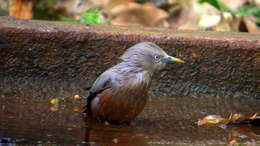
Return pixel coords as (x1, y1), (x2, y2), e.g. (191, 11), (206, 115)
(1, 80), (260, 145)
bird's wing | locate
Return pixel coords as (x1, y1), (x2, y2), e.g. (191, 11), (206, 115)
(90, 71), (111, 93)
(83, 71), (112, 115)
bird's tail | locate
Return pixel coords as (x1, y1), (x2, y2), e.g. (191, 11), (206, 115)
(82, 92), (99, 116)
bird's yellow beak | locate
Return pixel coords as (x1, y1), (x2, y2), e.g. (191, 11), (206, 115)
(168, 56), (185, 63)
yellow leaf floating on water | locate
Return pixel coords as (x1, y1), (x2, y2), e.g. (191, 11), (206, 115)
(228, 113), (248, 124)
(250, 113), (258, 119)
(50, 106), (59, 112)
(228, 113), (259, 124)
(198, 113), (259, 126)
(74, 94), (81, 100)
(50, 98), (59, 104)
(198, 115), (228, 126)
(73, 106), (80, 112)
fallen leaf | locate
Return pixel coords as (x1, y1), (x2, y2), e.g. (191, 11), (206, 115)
(198, 115), (229, 126)
(229, 113), (258, 124)
(214, 12), (241, 32)
(50, 98), (59, 104)
(198, 14), (221, 28)
(103, 0), (135, 14)
(229, 139), (237, 145)
(109, 2), (169, 27)
(50, 106), (59, 112)
(199, 113), (259, 126)
(73, 106), (80, 112)
(243, 17), (260, 34)
(178, 23), (199, 30)
(74, 94), (81, 100)
(9, 0), (32, 19)
(256, 0), (260, 5)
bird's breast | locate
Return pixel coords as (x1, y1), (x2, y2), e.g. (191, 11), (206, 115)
(115, 71), (152, 100)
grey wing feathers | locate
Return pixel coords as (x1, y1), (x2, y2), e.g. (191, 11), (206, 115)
(90, 71), (111, 93)
(83, 71), (112, 115)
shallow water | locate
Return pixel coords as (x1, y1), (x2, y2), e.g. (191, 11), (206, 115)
(1, 98), (260, 145)
(0, 80), (260, 145)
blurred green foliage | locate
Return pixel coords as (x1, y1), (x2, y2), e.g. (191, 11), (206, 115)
(236, 5), (260, 17)
(234, 142), (242, 146)
(199, 0), (234, 13)
(0, 0), (8, 15)
(199, 0), (260, 26)
(59, 16), (76, 22)
(236, 5), (260, 25)
(136, 0), (149, 4)
(80, 8), (101, 24)
(58, 8), (102, 24)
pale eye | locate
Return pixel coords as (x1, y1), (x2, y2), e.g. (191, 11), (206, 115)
(154, 55), (161, 60)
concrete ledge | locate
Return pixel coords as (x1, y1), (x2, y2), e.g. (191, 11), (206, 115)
(0, 16), (259, 99)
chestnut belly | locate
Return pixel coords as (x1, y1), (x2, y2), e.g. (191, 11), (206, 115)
(91, 90), (148, 124)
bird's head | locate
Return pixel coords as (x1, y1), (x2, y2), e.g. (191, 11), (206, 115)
(120, 42), (184, 72)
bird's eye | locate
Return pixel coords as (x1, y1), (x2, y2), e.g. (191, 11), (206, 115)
(154, 55), (161, 60)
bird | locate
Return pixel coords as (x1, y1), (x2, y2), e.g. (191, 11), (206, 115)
(83, 42), (184, 124)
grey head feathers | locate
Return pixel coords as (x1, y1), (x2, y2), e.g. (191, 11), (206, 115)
(120, 42), (169, 72)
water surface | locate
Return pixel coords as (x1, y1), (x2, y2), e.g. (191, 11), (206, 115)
(0, 80), (260, 145)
